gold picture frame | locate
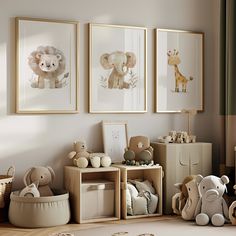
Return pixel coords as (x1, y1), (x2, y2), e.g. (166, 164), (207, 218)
(155, 28), (204, 113)
(16, 17), (79, 114)
(89, 23), (147, 113)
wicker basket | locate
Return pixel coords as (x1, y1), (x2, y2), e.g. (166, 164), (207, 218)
(0, 166), (15, 222)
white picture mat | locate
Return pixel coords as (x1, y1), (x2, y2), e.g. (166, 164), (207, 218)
(156, 30), (203, 112)
(102, 122), (128, 163)
(90, 25), (146, 113)
(17, 19), (77, 112)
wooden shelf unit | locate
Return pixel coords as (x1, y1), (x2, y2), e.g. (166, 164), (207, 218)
(64, 166), (120, 223)
(113, 164), (163, 219)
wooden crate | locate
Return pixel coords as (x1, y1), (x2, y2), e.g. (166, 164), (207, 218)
(113, 164), (163, 219)
(64, 166), (120, 223)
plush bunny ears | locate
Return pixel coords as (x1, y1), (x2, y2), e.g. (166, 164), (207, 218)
(23, 166), (55, 186)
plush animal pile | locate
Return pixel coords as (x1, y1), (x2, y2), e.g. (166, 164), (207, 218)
(172, 174), (230, 227)
(126, 179), (158, 216)
(67, 141), (111, 168)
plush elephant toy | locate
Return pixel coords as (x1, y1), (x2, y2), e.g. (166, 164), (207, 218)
(100, 51), (136, 89)
(23, 166), (55, 197)
(194, 174), (229, 226)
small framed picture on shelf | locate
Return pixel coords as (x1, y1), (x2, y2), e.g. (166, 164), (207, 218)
(102, 121), (128, 163)
(89, 23), (147, 113)
(16, 17), (79, 114)
(156, 28), (204, 113)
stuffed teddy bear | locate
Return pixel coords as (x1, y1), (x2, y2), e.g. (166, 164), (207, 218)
(68, 141), (111, 168)
(23, 166), (55, 197)
(194, 174), (229, 226)
(123, 136), (153, 165)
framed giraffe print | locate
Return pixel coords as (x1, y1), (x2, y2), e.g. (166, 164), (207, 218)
(155, 29), (204, 113)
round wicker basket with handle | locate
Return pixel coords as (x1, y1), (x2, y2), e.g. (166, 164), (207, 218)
(0, 166), (15, 222)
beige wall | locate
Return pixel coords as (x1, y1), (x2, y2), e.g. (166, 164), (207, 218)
(0, 0), (220, 189)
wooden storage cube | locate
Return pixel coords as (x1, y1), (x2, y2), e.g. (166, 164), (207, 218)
(64, 166), (120, 223)
(113, 164), (163, 219)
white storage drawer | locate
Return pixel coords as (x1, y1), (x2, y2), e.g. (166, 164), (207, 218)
(82, 181), (115, 220)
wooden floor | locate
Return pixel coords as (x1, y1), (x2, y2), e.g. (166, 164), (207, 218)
(0, 216), (175, 236)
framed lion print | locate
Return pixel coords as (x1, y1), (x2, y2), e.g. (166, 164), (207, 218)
(156, 29), (204, 113)
(89, 23), (147, 113)
(16, 17), (79, 113)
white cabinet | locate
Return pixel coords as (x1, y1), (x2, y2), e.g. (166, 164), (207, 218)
(151, 142), (212, 214)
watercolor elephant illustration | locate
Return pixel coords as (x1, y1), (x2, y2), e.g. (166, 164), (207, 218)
(100, 51), (136, 89)
(167, 49), (193, 93)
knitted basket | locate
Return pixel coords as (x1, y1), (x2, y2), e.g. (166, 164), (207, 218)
(0, 166), (15, 222)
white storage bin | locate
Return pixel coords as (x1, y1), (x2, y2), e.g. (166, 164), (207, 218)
(82, 181), (114, 220)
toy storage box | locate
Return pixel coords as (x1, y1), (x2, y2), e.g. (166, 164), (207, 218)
(113, 164), (163, 219)
(64, 166), (120, 223)
(81, 180), (114, 220)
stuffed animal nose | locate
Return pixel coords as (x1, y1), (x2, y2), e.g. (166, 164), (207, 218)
(46, 64), (50, 68)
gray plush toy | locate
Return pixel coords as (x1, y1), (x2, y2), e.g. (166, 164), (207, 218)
(194, 174), (229, 226)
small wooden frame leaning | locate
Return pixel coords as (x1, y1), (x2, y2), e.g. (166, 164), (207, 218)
(102, 121), (128, 164)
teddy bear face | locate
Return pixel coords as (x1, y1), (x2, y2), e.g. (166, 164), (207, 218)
(37, 53), (61, 72)
(74, 141), (87, 152)
(198, 175), (226, 201)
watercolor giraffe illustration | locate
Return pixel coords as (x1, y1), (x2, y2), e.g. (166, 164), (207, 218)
(167, 49), (193, 93)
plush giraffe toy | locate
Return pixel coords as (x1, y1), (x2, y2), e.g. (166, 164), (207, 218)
(167, 49), (193, 93)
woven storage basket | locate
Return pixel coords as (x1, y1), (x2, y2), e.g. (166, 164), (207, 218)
(0, 166), (15, 222)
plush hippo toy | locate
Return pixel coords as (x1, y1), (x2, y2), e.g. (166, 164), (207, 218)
(194, 175), (229, 226)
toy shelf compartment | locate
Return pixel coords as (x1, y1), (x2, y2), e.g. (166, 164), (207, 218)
(113, 164), (163, 219)
(64, 166), (120, 223)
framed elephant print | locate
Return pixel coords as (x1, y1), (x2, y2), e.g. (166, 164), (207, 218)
(89, 23), (147, 113)
(156, 29), (204, 113)
(16, 17), (79, 114)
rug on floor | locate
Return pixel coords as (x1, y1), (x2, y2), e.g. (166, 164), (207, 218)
(59, 218), (235, 236)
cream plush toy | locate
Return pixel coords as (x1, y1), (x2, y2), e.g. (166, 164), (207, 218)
(181, 179), (200, 220)
(173, 175), (197, 214)
(23, 166), (55, 197)
(68, 141), (111, 168)
(19, 182), (40, 198)
(194, 175), (229, 226)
